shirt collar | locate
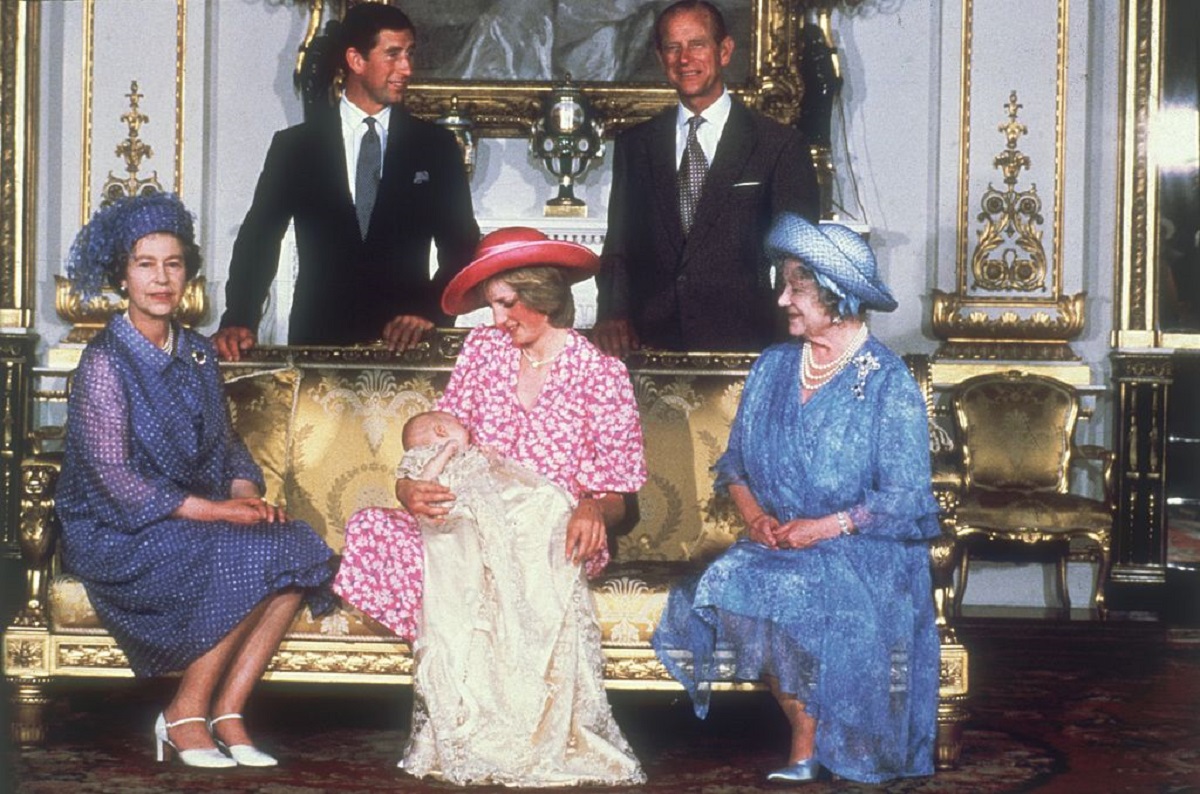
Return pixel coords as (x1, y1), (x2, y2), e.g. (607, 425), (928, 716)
(675, 88), (731, 129)
(339, 96), (391, 132)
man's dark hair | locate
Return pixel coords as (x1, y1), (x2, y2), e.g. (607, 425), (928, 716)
(340, 2), (415, 60)
(654, 0), (728, 51)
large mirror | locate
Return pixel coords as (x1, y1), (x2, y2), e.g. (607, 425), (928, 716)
(303, 0), (808, 136)
(1156, 0), (1200, 333)
(1120, 0), (1200, 573)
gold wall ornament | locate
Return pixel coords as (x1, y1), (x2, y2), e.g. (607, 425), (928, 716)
(971, 92), (1048, 292)
(936, 1), (1082, 370)
(54, 275), (208, 345)
(100, 81), (163, 205)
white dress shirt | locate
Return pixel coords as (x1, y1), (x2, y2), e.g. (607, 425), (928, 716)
(673, 89), (732, 168)
(340, 98), (391, 202)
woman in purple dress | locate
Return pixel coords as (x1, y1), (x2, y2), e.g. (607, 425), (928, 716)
(652, 213), (941, 784)
(58, 194), (334, 768)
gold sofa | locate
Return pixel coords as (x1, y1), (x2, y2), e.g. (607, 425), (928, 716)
(4, 331), (968, 767)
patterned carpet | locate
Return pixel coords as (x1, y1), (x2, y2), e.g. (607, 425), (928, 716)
(4, 620), (1199, 793)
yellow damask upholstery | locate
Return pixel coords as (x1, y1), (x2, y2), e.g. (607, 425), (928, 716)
(284, 368), (444, 547)
(223, 367), (299, 504)
(950, 370), (1114, 614)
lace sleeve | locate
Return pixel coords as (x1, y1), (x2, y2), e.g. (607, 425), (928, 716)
(395, 445), (441, 482)
(65, 348), (189, 532)
(713, 359), (766, 493)
(850, 365), (941, 541)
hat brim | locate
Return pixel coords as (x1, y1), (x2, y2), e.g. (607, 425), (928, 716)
(441, 239), (600, 316)
(766, 216), (897, 313)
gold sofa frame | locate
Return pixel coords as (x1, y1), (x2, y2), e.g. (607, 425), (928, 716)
(4, 334), (968, 769)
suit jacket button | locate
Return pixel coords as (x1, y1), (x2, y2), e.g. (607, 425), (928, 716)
(676, 274), (687, 284)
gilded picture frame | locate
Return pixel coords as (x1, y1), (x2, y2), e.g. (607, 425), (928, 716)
(303, 0), (807, 137)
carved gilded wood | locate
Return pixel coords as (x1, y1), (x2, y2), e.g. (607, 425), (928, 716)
(933, 0), (1083, 363)
(0, 1), (37, 329)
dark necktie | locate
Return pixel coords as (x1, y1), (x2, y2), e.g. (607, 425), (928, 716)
(355, 117), (380, 238)
(678, 115), (708, 236)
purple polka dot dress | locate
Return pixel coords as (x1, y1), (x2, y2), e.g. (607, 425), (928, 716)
(57, 315), (334, 676)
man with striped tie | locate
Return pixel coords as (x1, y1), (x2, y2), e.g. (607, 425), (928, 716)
(596, 0), (820, 354)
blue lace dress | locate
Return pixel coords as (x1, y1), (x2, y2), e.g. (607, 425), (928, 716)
(651, 336), (941, 784)
(57, 316), (335, 676)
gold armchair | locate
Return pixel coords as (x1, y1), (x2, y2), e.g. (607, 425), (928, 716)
(948, 370), (1113, 615)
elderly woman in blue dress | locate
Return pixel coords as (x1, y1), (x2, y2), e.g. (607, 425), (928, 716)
(652, 213), (940, 785)
(58, 193), (335, 769)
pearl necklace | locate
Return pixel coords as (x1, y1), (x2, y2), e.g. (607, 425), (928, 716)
(521, 345), (564, 370)
(160, 323), (175, 355)
(800, 324), (868, 391)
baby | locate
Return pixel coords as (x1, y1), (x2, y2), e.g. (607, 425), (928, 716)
(396, 410), (574, 537)
(398, 411), (606, 770)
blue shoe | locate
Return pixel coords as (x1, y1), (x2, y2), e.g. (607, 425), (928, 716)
(766, 758), (820, 783)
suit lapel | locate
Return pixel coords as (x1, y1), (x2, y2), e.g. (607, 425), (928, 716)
(375, 108), (415, 231)
(314, 110), (353, 207)
(310, 110), (361, 238)
(648, 109), (685, 257)
(684, 100), (755, 257)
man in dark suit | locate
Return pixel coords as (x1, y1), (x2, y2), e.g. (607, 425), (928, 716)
(215, 3), (479, 359)
(595, 0), (819, 355)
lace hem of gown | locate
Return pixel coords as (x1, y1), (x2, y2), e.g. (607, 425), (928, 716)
(400, 458), (644, 787)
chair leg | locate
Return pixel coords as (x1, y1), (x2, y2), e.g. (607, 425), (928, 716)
(1094, 544), (1111, 619)
(1056, 554), (1071, 616)
(953, 548), (971, 617)
(9, 676), (52, 746)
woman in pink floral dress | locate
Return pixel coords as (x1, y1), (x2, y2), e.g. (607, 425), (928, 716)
(334, 227), (647, 787)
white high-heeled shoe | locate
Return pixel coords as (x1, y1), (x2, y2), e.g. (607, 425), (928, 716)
(154, 713), (237, 768)
(209, 713), (278, 767)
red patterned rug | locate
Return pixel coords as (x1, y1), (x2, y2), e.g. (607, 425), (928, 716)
(4, 620), (1199, 793)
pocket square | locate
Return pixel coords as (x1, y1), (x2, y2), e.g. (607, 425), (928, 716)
(732, 181), (761, 187)
(413, 171), (430, 184)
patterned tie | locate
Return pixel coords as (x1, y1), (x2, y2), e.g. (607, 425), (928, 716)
(355, 117), (381, 238)
(678, 115), (708, 236)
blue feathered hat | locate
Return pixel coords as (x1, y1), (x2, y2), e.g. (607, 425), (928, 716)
(66, 192), (197, 301)
(765, 212), (897, 314)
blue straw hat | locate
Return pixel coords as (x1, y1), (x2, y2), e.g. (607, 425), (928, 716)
(765, 212), (897, 314)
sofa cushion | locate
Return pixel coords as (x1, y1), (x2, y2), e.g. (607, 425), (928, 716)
(49, 573), (398, 640)
(592, 560), (704, 645)
(624, 372), (745, 563)
(50, 558), (706, 648)
(223, 366), (300, 504)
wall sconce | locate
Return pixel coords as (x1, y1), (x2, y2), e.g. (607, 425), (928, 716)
(436, 96), (477, 180)
(530, 77), (605, 217)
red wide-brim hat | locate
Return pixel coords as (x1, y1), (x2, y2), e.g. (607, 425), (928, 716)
(441, 226), (601, 316)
